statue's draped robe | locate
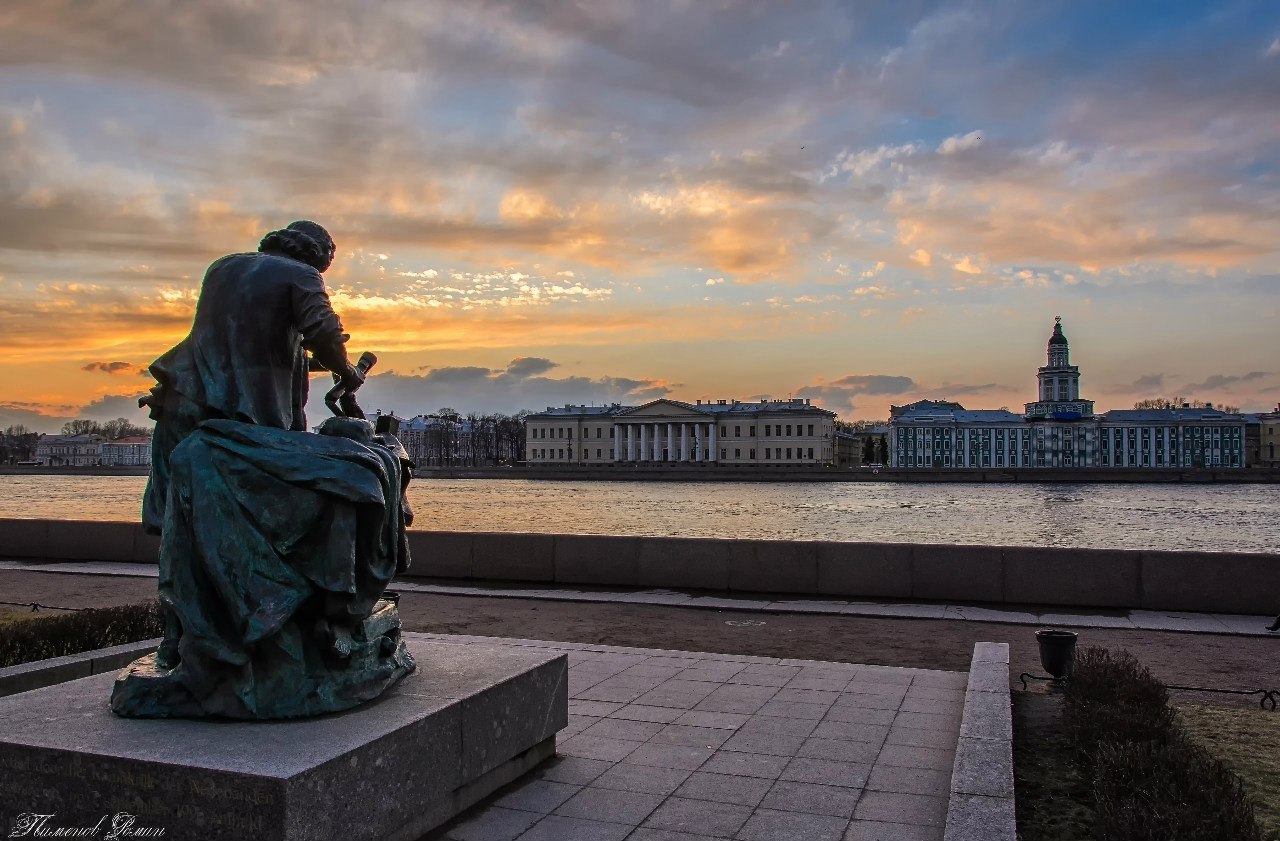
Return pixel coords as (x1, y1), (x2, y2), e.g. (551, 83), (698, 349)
(143, 250), (344, 533)
(117, 419), (412, 719)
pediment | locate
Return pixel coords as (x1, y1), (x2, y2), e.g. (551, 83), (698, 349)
(616, 399), (711, 419)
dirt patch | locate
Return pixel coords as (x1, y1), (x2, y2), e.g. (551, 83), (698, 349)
(1177, 702), (1280, 839)
(1013, 691), (1094, 841)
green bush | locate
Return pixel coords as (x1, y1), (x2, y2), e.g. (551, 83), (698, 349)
(1093, 736), (1264, 841)
(0, 602), (164, 668)
(1063, 646), (1174, 756)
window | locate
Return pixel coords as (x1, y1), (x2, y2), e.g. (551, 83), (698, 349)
(749, 426), (755, 436)
(558, 428), (564, 439)
(609, 427), (614, 438)
(765, 448), (771, 459)
(764, 426), (771, 437)
(734, 448), (741, 458)
(775, 425), (782, 436)
(786, 448), (792, 459)
(750, 449), (756, 459)
(808, 425), (814, 436)
(720, 448), (727, 459)
(807, 448), (814, 459)
(786, 425), (792, 436)
(596, 428), (602, 438)
(735, 426), (741, 437)
(721, 426), (727, 436)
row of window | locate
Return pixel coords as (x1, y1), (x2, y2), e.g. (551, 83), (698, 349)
(529, 447), (821, 461)
(531, 423), (823, 440)
(531, 427), (613, 440)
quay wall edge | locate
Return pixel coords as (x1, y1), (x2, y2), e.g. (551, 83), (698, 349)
(2, 519), (1276, 616)
(3, 465), (1280, 482)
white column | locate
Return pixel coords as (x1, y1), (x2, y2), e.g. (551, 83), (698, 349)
(666, 423), (674, 462)
(614, 425), (622, 461)
(639, 424), (648, 461)
(709, 421), (718, 462)
(681, 423), (690, 461)
(652, 423), (661, 461)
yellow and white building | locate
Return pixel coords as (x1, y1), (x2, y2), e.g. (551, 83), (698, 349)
(525, 398), (837, 466)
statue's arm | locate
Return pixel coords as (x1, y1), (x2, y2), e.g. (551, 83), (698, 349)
(292, 271), (362, 391)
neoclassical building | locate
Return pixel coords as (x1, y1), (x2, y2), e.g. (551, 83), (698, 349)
(526, 398), (837, 465)
(891, 318), (1247, 469)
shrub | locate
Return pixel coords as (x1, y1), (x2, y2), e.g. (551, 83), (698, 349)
(1063, 646), (1174, 756)
(1093, 736), (1264, 841)
(0, 602), (164, 668)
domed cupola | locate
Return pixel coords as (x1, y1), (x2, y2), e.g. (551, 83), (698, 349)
(1025, 316), (1094, 420)
(1048, 317), (1069, 347)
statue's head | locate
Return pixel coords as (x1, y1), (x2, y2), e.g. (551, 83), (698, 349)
(318, 416), (375, 443)
(258, 220), (336, 273)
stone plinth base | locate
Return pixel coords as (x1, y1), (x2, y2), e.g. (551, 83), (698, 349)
(0, 634), (567, 841)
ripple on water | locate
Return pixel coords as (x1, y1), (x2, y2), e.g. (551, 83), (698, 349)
(0, 476), (1276, 553)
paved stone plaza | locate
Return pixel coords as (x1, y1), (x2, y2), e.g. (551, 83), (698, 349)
(425, 634), (966, 841)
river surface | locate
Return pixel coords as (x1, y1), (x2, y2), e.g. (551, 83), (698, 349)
(0, 475), (1277, 552)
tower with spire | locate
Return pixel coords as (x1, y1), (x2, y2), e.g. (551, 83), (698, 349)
(1024, 317), (1094, 421)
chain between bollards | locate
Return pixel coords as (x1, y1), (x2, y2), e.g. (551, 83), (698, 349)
(1019, 671), (1278, 711)
(0, 600), (86, 613)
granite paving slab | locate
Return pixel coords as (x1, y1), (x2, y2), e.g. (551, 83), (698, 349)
(426, 634), (965, 841)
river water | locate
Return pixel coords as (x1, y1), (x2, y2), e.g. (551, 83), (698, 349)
(0, 475), (1276, 553)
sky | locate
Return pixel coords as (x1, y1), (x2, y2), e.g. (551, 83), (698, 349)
(1, 1), (1278, 433)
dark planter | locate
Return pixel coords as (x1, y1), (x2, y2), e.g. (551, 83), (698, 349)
(1036, 629), (1078, 680)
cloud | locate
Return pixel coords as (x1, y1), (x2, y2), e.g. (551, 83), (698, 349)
(826, 375), (918, 395)
(937, 130), (983, 155)
(82, 361), (143, 375)
(505, 357), (557, 378)
(313, 357), (675, 418)
(927, 382), (1003, 397)
(78, 392), (151, 422)
(1101, 373), (1166, 395)
(0, 391), (151, 433)
(1182, 371), (1269, 391)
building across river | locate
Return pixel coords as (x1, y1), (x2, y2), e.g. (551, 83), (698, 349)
(525, 398), (837, 466)
(890, 318), (1247, 469)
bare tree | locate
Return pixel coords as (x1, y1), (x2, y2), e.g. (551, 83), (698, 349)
(61, 419), (101, 436)
(1134, 397), (1241, 413)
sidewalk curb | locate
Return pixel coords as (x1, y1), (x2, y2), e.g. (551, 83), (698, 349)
(945, 642), (1016, 841)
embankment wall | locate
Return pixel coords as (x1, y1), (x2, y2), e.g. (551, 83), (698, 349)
(1, 519), (1275, 616)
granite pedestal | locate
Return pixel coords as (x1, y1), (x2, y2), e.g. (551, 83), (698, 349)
(0, 634), (568, 841)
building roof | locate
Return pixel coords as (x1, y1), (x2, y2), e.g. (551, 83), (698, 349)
(1100, 408), (1244, 423)
(529, 398), (836, 419)
(889, 399), (965, 417)
(101, 436), (151, 445)
(893, 407), (1026, 425)
(530, 404), (632, 419)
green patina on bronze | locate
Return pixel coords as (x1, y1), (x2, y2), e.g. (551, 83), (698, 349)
(111, 221), (416, 720)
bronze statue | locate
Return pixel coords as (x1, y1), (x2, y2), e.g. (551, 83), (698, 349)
(111, 221), (415, 719)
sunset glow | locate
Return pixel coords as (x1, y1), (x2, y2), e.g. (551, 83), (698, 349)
(1, 1), (1277, 431)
